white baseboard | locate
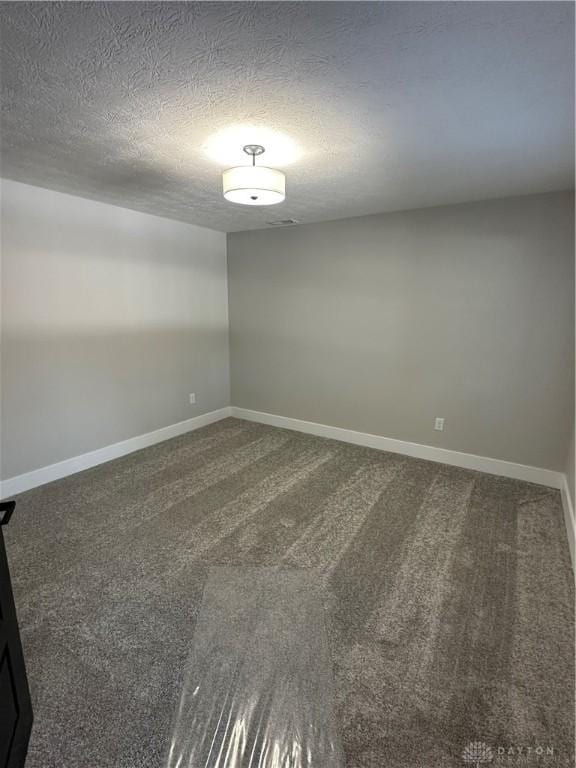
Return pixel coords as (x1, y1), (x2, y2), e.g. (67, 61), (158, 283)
(0, 407), (232, 499)
(2, 403), (573, 571)
(231, 407), (564, 489)
(560, 476), (575, 570)
(232, 407), (575, 569)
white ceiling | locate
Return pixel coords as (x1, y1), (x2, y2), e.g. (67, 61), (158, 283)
(1, 2), (573, 233)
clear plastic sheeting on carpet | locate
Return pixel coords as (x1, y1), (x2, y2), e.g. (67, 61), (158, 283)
(165, 566), (344, 768)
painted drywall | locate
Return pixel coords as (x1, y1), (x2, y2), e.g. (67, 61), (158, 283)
(228, 191), (575, 471)
(1, 179), (229, 480)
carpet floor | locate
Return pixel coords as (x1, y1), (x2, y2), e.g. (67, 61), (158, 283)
(5, 418), (574, 767)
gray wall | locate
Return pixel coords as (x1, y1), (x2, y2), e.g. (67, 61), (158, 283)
(228, 191), (574, 471)
(1, 179), (229, 479)
(2, 182), (573, 480)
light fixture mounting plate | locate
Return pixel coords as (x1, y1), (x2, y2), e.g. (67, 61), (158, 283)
(243, 144), (265, 157)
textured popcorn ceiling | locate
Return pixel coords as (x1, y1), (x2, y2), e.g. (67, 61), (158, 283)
(1, 2), (574, 232)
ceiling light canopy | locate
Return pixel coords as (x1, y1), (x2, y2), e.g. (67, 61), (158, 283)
(223, 145), (285, 206)
(204, 125), (300, 167)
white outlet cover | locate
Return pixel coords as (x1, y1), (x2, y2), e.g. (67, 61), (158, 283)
(434, 417), (445, 431)
(189, 393), (196, 404)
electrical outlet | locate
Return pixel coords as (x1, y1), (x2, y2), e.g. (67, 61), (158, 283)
(434, 417), (445, 431)
(189, 393), (196, 405)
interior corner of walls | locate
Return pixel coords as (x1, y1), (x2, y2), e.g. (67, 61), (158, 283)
(561, 474), (575, 571)
(231, 408), (576, 564)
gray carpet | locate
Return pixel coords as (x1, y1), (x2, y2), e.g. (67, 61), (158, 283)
(5, 418), (574, 767)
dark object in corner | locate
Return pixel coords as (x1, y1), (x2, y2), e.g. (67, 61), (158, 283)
(0, 501), (32, 767)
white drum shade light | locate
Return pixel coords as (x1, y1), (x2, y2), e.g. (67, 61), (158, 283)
(223, 145), (285, 205)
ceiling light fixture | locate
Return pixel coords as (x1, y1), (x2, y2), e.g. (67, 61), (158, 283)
(223, 145), (285, 206)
